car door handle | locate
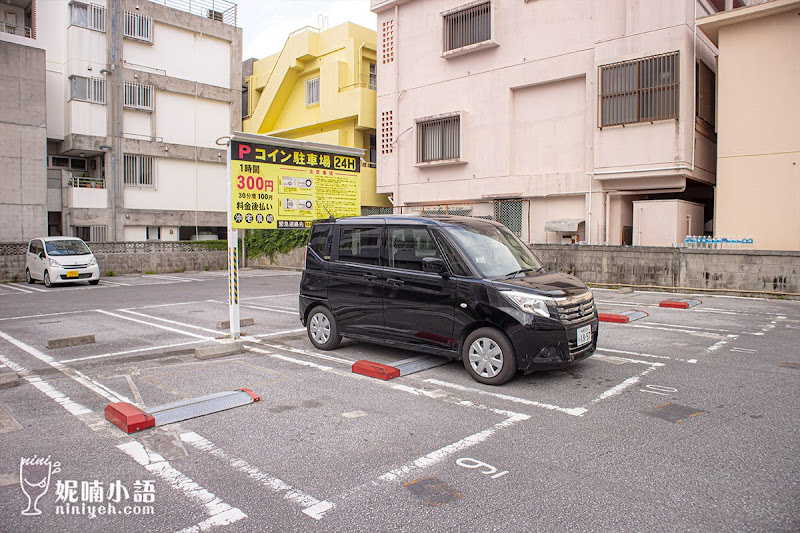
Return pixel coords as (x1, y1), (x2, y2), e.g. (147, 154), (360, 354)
(387, 278), (404, 286)
(363, 273), (378, 282)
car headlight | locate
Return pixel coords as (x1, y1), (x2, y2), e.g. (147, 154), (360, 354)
(89, 257), (97, 266)
(49, 259), (62, 268)
(500, 290), (554, 318)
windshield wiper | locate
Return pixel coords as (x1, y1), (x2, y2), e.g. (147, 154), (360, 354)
(504, 268), (537, 278)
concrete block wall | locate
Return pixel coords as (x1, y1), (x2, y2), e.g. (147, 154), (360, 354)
(532, 244), (799, 296)
(0, 242), (227, 281)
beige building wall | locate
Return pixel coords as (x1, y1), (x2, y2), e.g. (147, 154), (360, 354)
(372, 0), (718, 244)
(698, 0), (800, 251)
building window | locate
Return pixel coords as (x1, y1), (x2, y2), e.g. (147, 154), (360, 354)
(123, 10), (152, 42)
(599, 51), (679, 127)
(70, 2), (106, 32)
(443, 1), (491, 53)
(696, 60), (715, 127)
(69, 76), (106, 104)
(207, 10), (223, 22)
(416, 115), (460, 163)
(123, 81), (154, 110)
(123, 154), (155, 187)
(369, 63), (377, 90)
(305, 77), (320, 106)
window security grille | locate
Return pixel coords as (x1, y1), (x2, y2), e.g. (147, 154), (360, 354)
(207, 10), (223, 22)
(599, 51), (679, 127)
(417, 115), (460, 163)
(305, 77), (320, 106)
(71, 3), (106, 32)
(124, 81), (154, 110)
(123, 10), (152, 42)
(443, 1), (491, 52)
(123, 154), (155, 187)
(70, 76), (106, 104)
(90, 224), (108, 242)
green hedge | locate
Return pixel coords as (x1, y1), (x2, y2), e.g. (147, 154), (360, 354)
(245, 229), (309, 260)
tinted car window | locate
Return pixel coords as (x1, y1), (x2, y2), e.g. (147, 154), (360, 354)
(338, 226), (381, 266)
(388, 227), (441, 272)
(309, 224), (333, 259)
(432, 230), (470, 277)
(28, 241), (35, 254)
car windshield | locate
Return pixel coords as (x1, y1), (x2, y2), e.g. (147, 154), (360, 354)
(45, 240), (91, 256)
(443, 223), (544, 278)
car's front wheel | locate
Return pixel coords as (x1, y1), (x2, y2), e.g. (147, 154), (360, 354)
(88, 280), (99, 286)
(462, 327), (518, 385)
(25, 268), (34, 284)
(43, 270), (52, 288)
(307, 306), (342, 350)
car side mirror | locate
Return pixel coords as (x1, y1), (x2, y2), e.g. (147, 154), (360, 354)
(422, 257), (447, 276)
(38, 252), (45, 259)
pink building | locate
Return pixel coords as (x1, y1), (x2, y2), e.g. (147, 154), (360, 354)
(370, 0), (721, 245)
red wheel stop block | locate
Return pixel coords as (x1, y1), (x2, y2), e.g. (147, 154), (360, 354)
(352, 360), (400, 380)
(598, 313), (630, 323)
(660, 299), (702, 309)
(105, 402), (155, 434)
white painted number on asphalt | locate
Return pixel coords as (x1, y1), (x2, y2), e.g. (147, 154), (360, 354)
(456, 458), (509, 479)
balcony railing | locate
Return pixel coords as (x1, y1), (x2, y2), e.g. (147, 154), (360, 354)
(1, 22), (32, 38)
(147, 0), (237, 26)
(70, 176), (106, 189)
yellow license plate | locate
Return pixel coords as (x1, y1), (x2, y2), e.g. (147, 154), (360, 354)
(66, 271), (79, 278)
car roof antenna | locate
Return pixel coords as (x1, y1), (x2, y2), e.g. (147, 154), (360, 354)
(321, 202), (335, 220)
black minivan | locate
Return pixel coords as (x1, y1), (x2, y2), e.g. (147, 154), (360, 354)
(299, 215), (598, 385)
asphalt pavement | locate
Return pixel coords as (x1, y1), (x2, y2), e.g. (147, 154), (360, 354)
(0, 269), (798, 532)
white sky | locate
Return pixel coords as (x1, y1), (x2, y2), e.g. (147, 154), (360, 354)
(236, 0), (377, 60)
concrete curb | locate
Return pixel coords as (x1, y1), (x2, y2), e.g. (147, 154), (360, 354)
(195, 342), (246, 361)
(215, 318), (255, 330)
(46, 334), (96, 349)
(0, 371), (21, 389)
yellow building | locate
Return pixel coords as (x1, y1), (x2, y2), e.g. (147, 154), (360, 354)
(698, 0), (800, 250)
(243, 22), (390, 210)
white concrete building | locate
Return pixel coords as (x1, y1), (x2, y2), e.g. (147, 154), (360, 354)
(371, 0), (724, 245)
(8, 0), (241, 242)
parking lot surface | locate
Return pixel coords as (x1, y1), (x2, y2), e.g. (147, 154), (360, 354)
(0, 269), (798, 532)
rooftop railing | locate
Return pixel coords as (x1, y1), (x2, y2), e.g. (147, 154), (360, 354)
(147, 0), (237, 26)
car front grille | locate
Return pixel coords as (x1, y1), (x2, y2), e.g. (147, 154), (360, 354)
(556, 292), (596, 327)
(63, 264), (89, 269)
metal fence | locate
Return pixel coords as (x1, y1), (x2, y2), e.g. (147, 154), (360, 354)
(362, 200), (529, 239)
(147, 0), (237, 26)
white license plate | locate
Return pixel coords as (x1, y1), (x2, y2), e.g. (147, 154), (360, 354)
(576, 325), (592, 347)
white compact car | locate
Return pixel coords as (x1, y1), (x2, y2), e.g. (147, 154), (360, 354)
(25, 237), (100, 287)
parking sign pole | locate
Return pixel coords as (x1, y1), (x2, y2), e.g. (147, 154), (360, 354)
(226, 140), (241, 340)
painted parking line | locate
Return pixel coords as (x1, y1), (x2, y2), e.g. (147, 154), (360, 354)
(422, 378), (588, 417)
(240, 303), (299, 316)
(99, 279), (131, 287)
(118, 309), (222, 336)
(179, 432), (334, 520)
(96, 309), (216, 341)
(0, 284), (33, 294)
(596, 347), (697, 364)
(60, 339), (210, 364)
(0, 330), (134, 405)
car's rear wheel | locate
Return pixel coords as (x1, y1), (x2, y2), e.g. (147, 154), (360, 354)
(43, 270), (52, 288)
(462, 327), (517, 385)
(25, 268), (34, 284)
(307, 306), (341, 350)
